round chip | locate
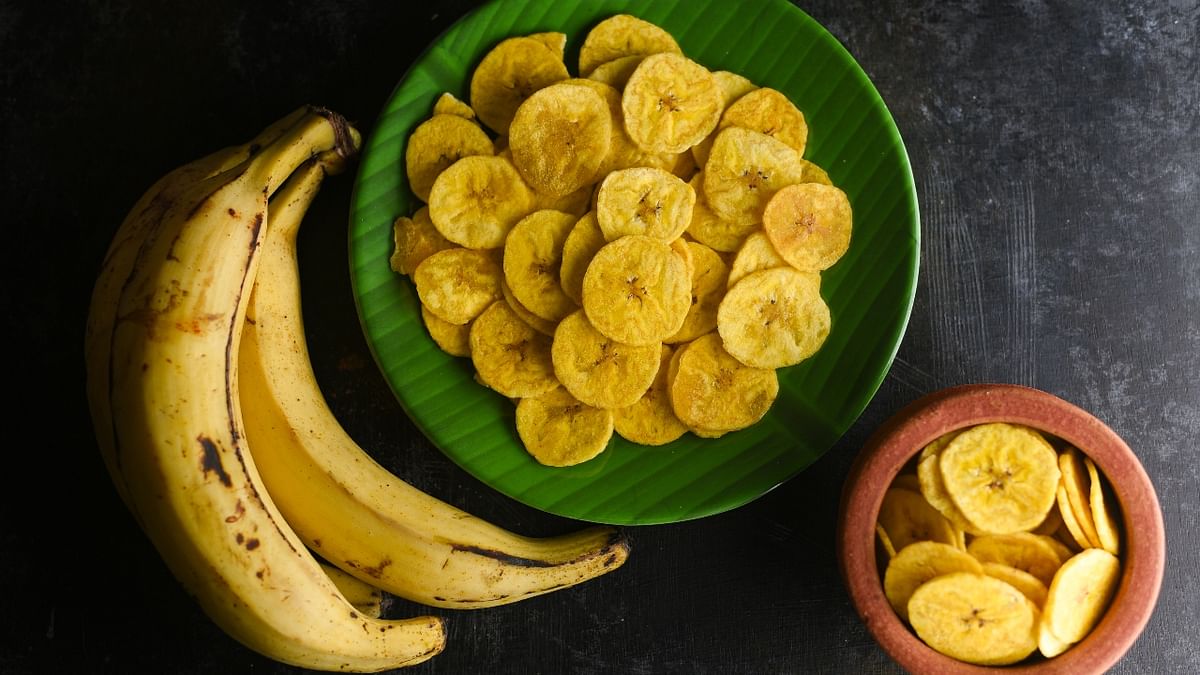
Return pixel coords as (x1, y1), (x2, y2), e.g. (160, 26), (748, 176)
(420, 304), (472, 357)
(503, 209), (579, 323)
(412, 247), (504, 325)
(726, 229), (795, 288)
(883, 541), (983, 622)
(1043, 548), (1120, 645)
(666, 241), (729, 344)
(612, 344), (688, 446)
(939, 423), (1061, 535)
(390, 206), (454, 276)
(762, 182), (853, 272)
(668, 332), (778, 432)
(559, 211), (606, 306)
(596, 167), (695, 241)
(966, 532), (1066, 586)
(716, 267), (831, 369)
(515, 387), (614, 467)
(468, 301), (559, 399)
(582, 235), (691, 346)
(703, 127), (807, 225)
(717, 87), (809, 157)
(427, 154), (536, 249)
(551, 309), (661, 410)
(577, 14), (681, 77)
(622, 52), (724, 154)
(469, 35), (569, 136)
(908, 572), (1040, 666)
(404, 113), (495, 202)
(685, 172), (758, 252)
(876, 487), (960, 554)
(509, 82), (613, 198)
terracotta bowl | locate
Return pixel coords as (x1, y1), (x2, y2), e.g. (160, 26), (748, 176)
(836, 383), (1165, 674)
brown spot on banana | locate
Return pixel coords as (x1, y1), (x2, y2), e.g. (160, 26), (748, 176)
(345, 558), (393, 579)
(198, 435), (232, 487)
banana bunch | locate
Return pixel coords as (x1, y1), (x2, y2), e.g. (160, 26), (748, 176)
(85, 106), (631, 672)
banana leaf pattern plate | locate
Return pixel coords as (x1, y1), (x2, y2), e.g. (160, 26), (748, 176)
(349, 0), (919, 525)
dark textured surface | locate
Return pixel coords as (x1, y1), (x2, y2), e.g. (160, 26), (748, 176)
(3, 1), (1198, 673)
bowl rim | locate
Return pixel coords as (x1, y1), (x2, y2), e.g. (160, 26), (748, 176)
(836, 382), (1165, 674)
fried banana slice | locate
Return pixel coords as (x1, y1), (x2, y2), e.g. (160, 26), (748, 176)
(432, 91), (477, 120)
(412, 247), (503, 325)
(612, 344), (688, 446)
(982, 562), (1049, 609)
(500, 276), (558, 337)
(622, 52), (723, 154)
(503, 209), (579, 323)
(1059, 446), (1103, 549)
(559, 210), (607, 306)
(668, 332), (778, 433)
(509, 82), (612, 198)
(717, 267), (831, 369)
(883, 541), (983, 622)
(586, 54), (645, 90)
(582, 234), (691, 346)
(469, 300), (559, 399)
(908, 572), (1040, 666)
(877, 487), (960, 554)
(469, 35), (569, 135)
(404, 113), (495, 202)
(1085, 455), (1121, 555)
(390, 205), (454, 276)
(718, 87), (809, 157)
(666, 240), (729, 344)
(762, 182), (853, 272)
(726, 229), (794, 288)
(685, 172), (759, 252)
(420, 304), (472, 358)
(967, 532), (1066, 586)
(428, 154), (536, 249)
(516, 387), (614, 467)
(551, 309), (661, 410)
(1043, 548), (1120, 645)
(703, 127), (807, 225)
(577, 14), (681, 77)
(691, 70), (760, 167)
(596, 166), (695, 241)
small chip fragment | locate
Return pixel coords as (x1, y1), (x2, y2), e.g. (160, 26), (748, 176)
(390, 206), (455, 276)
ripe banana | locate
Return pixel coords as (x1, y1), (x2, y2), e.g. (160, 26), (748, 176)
(85, 107), (446, 671)
(237, 134), (631, 609)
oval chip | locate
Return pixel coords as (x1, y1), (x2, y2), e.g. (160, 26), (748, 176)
(404, 113), (495, 203)
(509, 82), (613, 198)
(582, 234), (691, 346)
(622, 52), (724, 155)
(469, 35), (569, 135)
(668, 332), (778, 433)
(612, 344), (688, 446)
(551, 309), (661, 410)
(596, 166), (695, 242)
(981, 562), (1049, 609)
(883, 541), (983, 622)
(427, 154), (536, 249)
(1059, 446), (1103, 549)
(515, 387), (614, 467)
(503, 209), (579, 323)
(703, 127), (807, 225)
(762, 182), (853, 272)
(717, 267), (831, 369)
(577, 13), (681, 77)
(412, 247), (504, 325)
(1043, 548), (1120, 645)
(1085, 455), (1121, 555)
(908, 572), (1040, 666)
(468, 300), (559, 399)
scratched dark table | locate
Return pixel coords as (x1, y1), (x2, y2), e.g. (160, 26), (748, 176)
(3, 1), (1198, 673)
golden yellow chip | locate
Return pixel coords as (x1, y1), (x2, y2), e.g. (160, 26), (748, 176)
(404, 113), (495, 203)
(800, 158), (834, 186)
(981, 562), (1049, 609)
(586, 54), (645, 90)
(622, 52), (724, 154)
(420, 304), (472, 357)
(390, 205), (454, 276)
(1059, 446), (1103, 549)
(551, 309), (661, 410)
(882, 541), (983, 622)
(1038, 615), (1073, 658)
(939, 422), (1061, 535)
(508, 82), (612, 198)
(762, 182), (853, 272)
(527, 31), (568, 61)
(432, 91), (477, 120)
(1056, 484), (1095, 550)
(469, 35), (569, 135)
(1043, 548), (1120, 645)
(876, 522), (898, 560)
(582, 234), (691, 346)
(690, 70), (759, 168)
(716, 267), (830, 369)
(499, 276), (558, 337)
(577, 14), (682, 77)
(876, 487), (959, 553)
(684, 172), (759, 252)
(515, 386), (614, 467)
(668, 332), (778, 432)
(666, 241), (729, 344)
(558, 211), (606, 306)
(717, 87), (809, 157)
(502, 209), (579, 323)
(966, 532), (1066, 586)
(427, 154), (536, 249)
(612, 344), (688, 446)
(595, 167), (696, 241)
(917, 445), (984, 536)
(1085, 456), (1121, 555)
(703, 127), (807, 225)
(908, 572), (1040, 666)
(534, 181), (593, 218)
(468, 300), (558, 399)
(561, 77), (668, 177)
(412, 247), (503, 325)
(726, 229), (795, 288)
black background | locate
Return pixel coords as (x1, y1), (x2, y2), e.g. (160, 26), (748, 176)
(3, 1), (1199, 673)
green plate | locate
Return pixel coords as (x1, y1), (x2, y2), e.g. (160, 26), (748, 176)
(348, 0), (919, 526)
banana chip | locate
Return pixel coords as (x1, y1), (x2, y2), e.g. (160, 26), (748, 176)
(502, 209), (579, 323)
(586, 54), (645, 90)
(390, 206), (454, 276)
(469, 35), (569, 135)
(799, 158), (834, 186)
(939, 422), (1061, 535)
(966, 532), (1065, 586)
(908, 572), (1040, 666)
(622, 52), (724, 154)
(717, 87), (809, 157)
(509, 82), (613, 198)
(551, 309), (661, 410)
(559, 211), (606, 305)
(469, 300), (559, 399)
(578, 14), (681, 77)
(420, 304), (472, 358)
(1085, 456), (1121, 555)
(762, 182), (853, 272)
(412, 247), (504, 325)
(515, 387), (614, 467)
(666, 241), (729, 344)
(405, 113), (495, 203)
(726, 230), (791, 288)
(917, 441), (985, 536)
(882, 541), (983, 622)
(668, 332), (778, 433)
(527, 31), (568, 61)
(703, 127), (807, 225)
(612, 344), (688, 446)
(876, 487), (959, 553)
(982, 562), (1049, 609)
(596, 167), (696, 241)
(428, 154), (536, 249)
(499, 276), (558, 337)
(1059, 446), (1103, 548)
(582, 234), (691, 346)
(1043, 548), (1120, 645)
(691, 70), (759, 167)
(685, 172), (759, 253)
(1057, 483), (1096, 550)
(432, 91), (476, 120)
(716, 267), (831, 369)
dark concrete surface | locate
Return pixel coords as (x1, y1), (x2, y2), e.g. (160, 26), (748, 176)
(3, 1), (1198, 673)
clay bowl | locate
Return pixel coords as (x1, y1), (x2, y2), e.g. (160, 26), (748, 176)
(836, 383), (1165, 674)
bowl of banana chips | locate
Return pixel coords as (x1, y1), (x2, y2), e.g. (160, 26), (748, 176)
(349, 0), (920, 525)
(837, 383), (1165, 672)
